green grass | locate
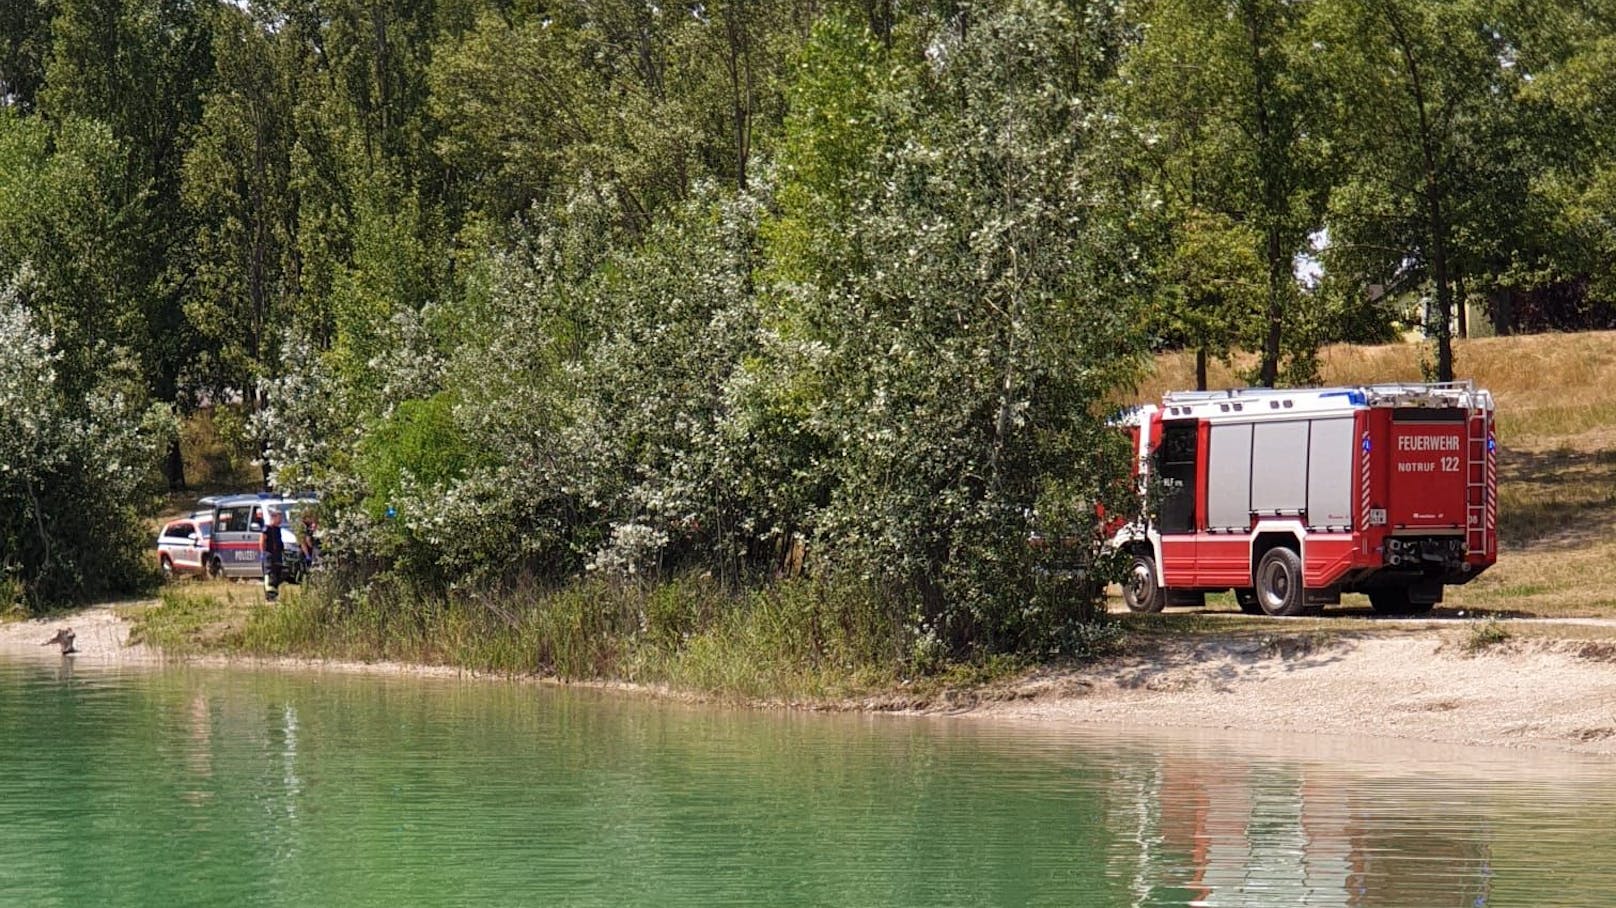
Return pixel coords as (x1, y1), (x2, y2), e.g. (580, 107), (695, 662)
(129, 574), (1090, 703)
(127, 587), (254, 653)
(127, 573), (1124, 703)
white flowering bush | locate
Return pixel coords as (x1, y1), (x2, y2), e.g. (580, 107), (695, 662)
(0, 266), (171, 609)
(557, 183), (778, 580)
(254, 328), (351, 492)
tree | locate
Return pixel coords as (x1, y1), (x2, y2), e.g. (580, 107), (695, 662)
(765, 1), (1147, 652)
(182, 2), (301, 420)
(1117, 0), (1324, 387)
(41, 0), (214, 486)
(0, 110), (148, 396)
(0, 0), (54, 111)
(1155, 209), (1266, 390)
(1312, 0), (1525, 379)
(1509, 4), (1616, 329)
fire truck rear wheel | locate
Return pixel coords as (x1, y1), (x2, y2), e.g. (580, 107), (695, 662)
(1255, 547), (1309, 617)
(1123, 555), (1167, 613)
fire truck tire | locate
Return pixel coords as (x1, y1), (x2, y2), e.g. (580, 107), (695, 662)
(1255, 547), (1309, 617)
(1123, 555), (1167, 613)
(1368, 588), (1436, 615)
(1235, 589), (1263, 615)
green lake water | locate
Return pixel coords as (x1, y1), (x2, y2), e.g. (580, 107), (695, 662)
(3, 653), (1615, 907)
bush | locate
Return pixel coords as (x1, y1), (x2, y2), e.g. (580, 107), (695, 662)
(0, 267), (170, 611)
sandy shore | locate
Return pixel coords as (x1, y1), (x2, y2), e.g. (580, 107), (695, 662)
(6, 605), (1616, 756)
(960, 627), (1616, 756)
(0, 603), (155, 662)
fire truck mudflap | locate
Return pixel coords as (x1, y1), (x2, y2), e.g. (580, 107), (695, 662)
(1115, 382), (1497, 617)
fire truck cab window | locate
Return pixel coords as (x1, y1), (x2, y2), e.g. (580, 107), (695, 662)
(1155, 422), (1199, 534)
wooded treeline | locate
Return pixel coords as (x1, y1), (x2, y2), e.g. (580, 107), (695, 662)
(4, 0), (1616, 652)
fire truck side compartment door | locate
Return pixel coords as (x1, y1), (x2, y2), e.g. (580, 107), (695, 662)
(1306, 417), (1355, 527)
(1206, 423), (1253, 531)
(1250, 421), (1309, 515)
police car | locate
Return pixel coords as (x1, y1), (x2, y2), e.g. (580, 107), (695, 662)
(206, 493), (317, 581)
(156, 512), (216, 580)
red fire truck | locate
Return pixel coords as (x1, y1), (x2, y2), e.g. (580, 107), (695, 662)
(1114, 382), (1496, 616)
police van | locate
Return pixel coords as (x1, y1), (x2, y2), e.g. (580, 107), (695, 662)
(207, 493), (317, 581)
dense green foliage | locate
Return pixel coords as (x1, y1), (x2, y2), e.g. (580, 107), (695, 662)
(6, 0), (1616, 653)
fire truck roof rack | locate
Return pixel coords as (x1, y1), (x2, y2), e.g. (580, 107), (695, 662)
(1160, 381), (1490, 412)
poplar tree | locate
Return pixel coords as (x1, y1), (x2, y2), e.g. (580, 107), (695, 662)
(1117, 0), (1323, 387)
(1312, 0), (1524, 379)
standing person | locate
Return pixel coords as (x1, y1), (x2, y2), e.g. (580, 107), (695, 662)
(297, 512), (320, 569)
(262, 509), (286, 602)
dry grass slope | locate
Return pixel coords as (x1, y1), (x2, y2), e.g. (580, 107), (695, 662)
(1142, 332), (1616, 617)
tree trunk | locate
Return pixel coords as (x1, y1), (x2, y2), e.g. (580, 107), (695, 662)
(1244, 2), (1286, 388)
(1386, 3), (1453, 381)
(722, 0), (752, 191)
(1195, 347), (1208, 391)
(166, 438), (187, 491)
(1260, 226), (1284, 387)
(1435, 204), (1460, 378)
(1427, 184), (1454, 382)
(1488, 287), (1514, 336)
(1454, 272), (1468, 338)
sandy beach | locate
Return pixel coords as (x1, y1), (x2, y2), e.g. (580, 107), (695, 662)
(7, 604), (1616, 756)
(960, 624), (1616, 756)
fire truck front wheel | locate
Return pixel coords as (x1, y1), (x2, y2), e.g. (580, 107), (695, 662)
(1255, 547), (1313, 617)
(1123, 555), (1167, 613)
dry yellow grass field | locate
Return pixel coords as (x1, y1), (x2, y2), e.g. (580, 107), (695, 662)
(1140, 332), (1616, 616)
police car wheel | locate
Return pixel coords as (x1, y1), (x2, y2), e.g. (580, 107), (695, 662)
(159, 556), (174, 582)
(207, 557), (223, 580)
(1235, 589), (1263, 615)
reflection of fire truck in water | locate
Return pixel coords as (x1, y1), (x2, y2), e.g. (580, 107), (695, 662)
(1114, 382), (1497, 616)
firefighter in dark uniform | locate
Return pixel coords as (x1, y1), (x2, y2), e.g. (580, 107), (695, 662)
(262, 509), (286, 602)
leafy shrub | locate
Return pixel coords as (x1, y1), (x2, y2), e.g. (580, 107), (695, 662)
(0, 267), (169, 611)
